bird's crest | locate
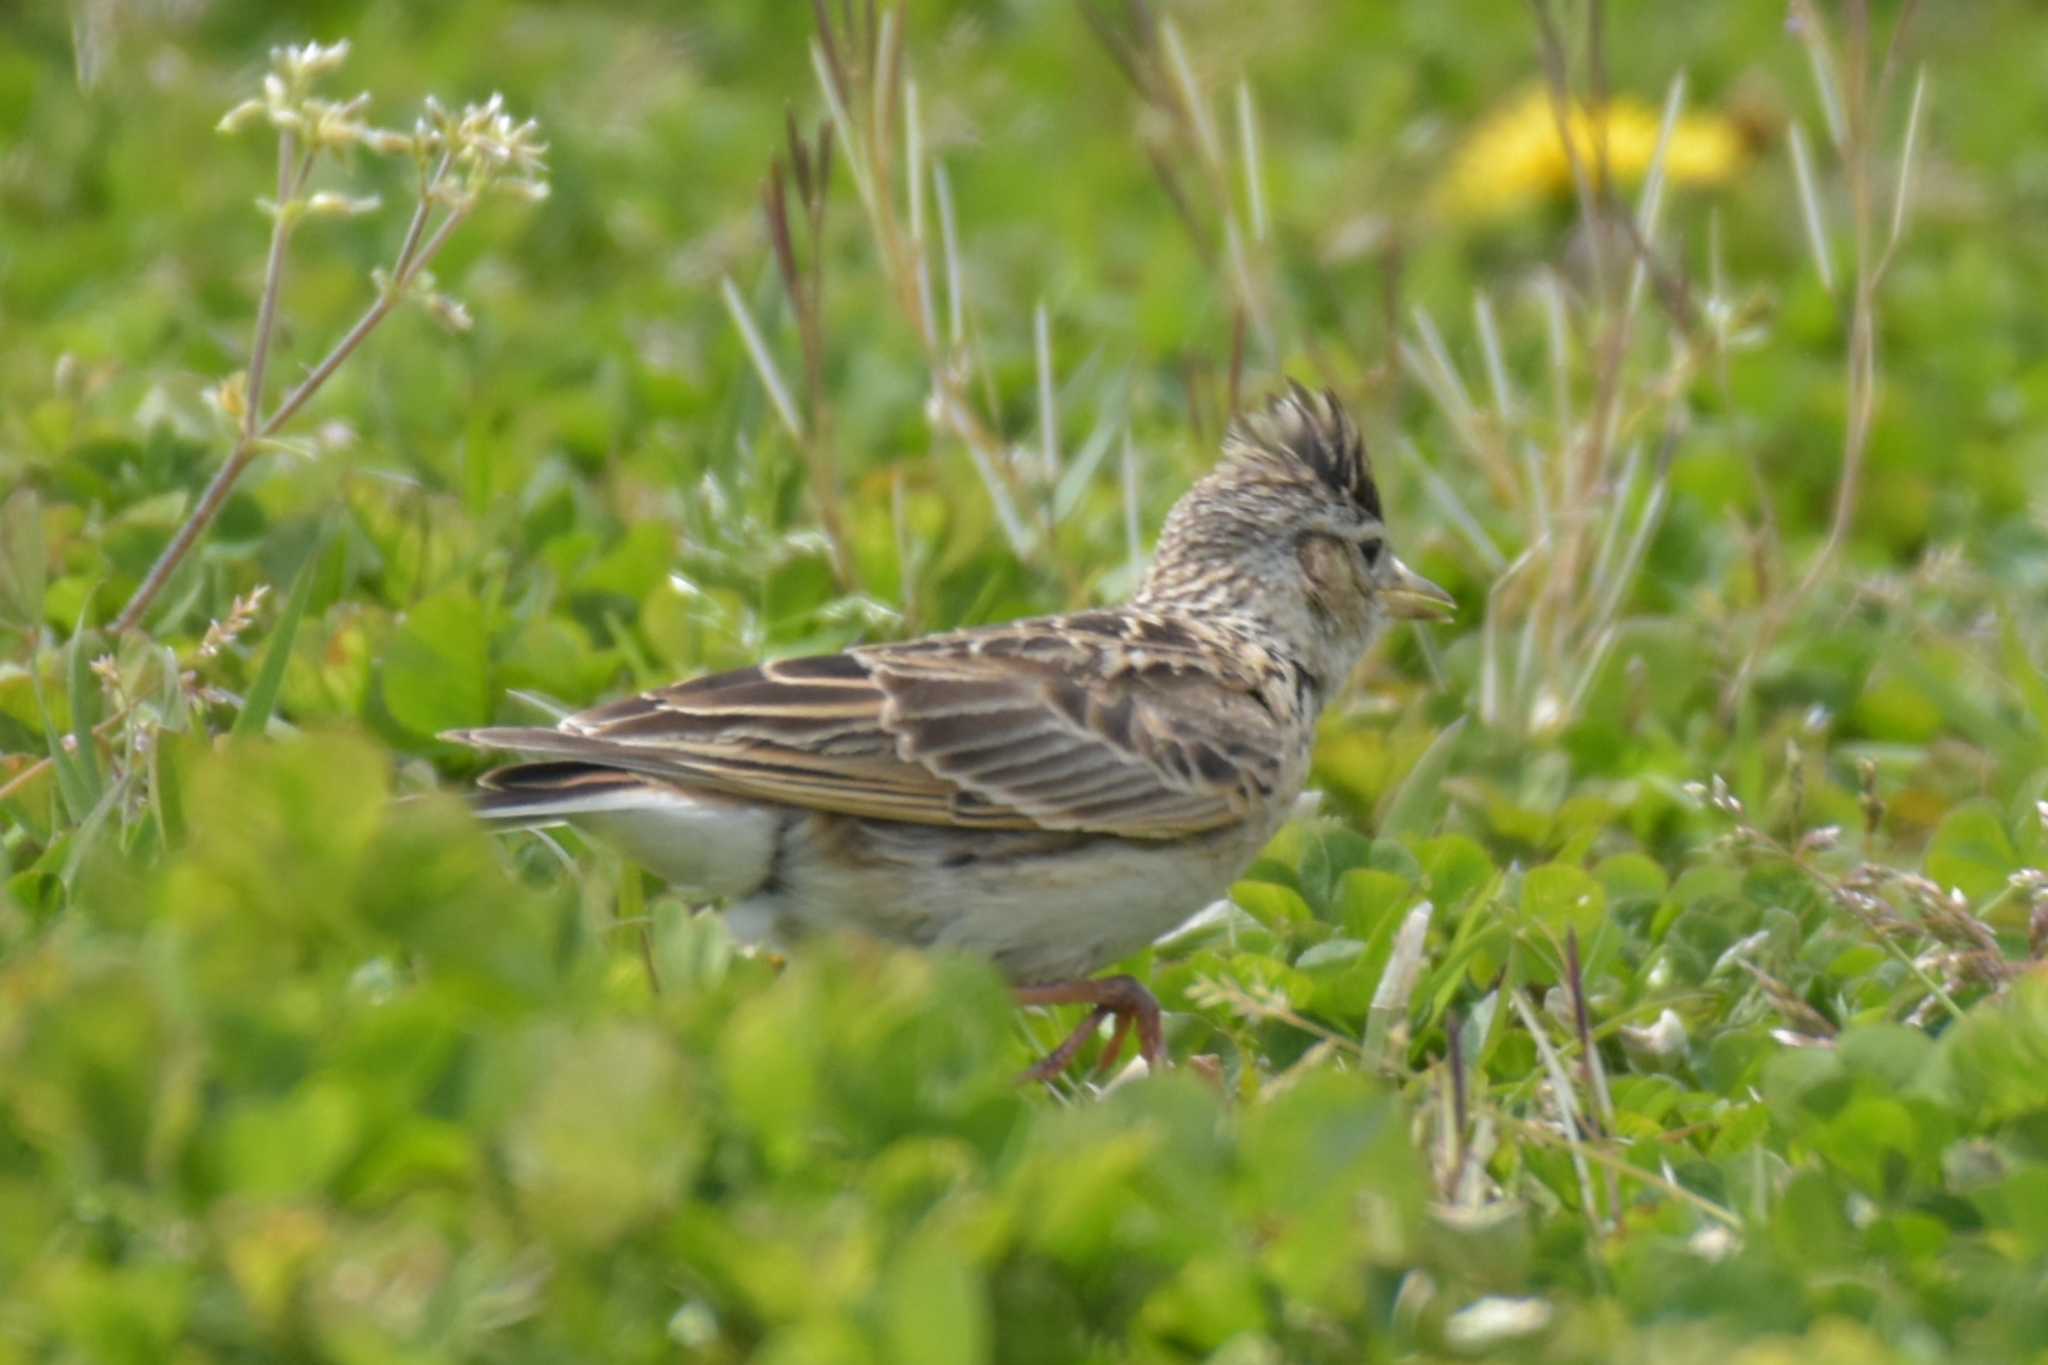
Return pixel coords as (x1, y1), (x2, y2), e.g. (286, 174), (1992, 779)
(1224, 382), (1381, 522)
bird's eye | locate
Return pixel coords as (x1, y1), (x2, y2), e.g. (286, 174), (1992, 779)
(1358, 537), (1384, 569)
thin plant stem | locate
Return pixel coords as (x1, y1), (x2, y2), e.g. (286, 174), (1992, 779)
(273, 203), (469, 434)
(242, 132), (306, 446)
(1504, 1114), (1743, 1229)
(0, 708), (126, 804)
(112, 136), (315, 637)
(112, 189), (470, 636)
(1727, 1), (1916, 715)
(113, 447), (261, 635)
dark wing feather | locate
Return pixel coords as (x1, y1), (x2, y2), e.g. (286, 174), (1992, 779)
(450, 615), (1286, 839)
(869, 634), (1280, 835)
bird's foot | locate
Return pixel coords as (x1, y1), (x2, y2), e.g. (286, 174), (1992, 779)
(1014, 974), (1164, 1083)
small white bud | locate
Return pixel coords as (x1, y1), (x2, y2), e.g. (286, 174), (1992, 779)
(1620, 1008), (1688, 1061)
(1796, 825), (1842, 856)
(424, 292), (473, 333)
(1444, 1298), (1552, 1351)
(497, 177), (551, 202)
(217, 98), (268, 134)
(1688, 1225), (1740, 1261)
(1770, 1029), (1833, 1049)
(364, 128), (414, 156)
(304, 191), (383, 218)
(206, 372), (248, 423)
(1708, 774), (1744, 817)
(278, 39), (349, 83)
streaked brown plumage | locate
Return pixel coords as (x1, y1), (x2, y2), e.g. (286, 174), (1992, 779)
(448, 382), (1452, 1079)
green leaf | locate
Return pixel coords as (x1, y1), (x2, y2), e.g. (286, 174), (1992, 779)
(501, 1023), (698, 1247)
(1931, 977), (2048, 1122)
(211, 1082), (363, 1196)
(574, 520), (678, 599)
(1815, 1095), (1927, 1196)
(1241, 1071), (1420, 1306)
(1925, 800), (2018, 902)
(1419, 833), (1496, 912)
(232, 526), (326, 739)
(1336, 867), (1415, 941)
(1521, 863), (1606, 938)
(1231, 878), (1315, 931)
(1135, 1254), (1267, 1351)
(380, 586), (491, 738)
(30, 645), (93, 824)
(1298, 827), (1375, 912)
(1761, 1045), (1847, 1122)
(65, 618), (104, 802)
(1838, 1023), (1936, 1092)
(1999, 608), (2048, 741)
(1594, 851), (1667, 903)
(881, 1233), (989, 1365)
(1853, 671), (1944, 744)
(0, 486), (45, 627)
(1377, 717), (1467, 839)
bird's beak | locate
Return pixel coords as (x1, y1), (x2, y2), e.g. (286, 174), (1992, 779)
(1382, 556), (1456, 620)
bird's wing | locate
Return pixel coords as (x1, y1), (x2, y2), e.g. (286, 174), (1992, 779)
(451, 614), (1289, 839)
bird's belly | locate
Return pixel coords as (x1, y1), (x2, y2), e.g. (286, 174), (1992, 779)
(574, 794), (781, 899)
(731, 815), (1265, 984)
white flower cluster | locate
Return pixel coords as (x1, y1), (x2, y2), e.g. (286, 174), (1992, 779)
(217, 40), (549, 212)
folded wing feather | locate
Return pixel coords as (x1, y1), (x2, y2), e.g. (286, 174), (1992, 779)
(453, 619), (1284, 840)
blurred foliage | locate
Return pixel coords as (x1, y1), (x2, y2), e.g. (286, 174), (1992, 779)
(9, 0), (2048, 1360)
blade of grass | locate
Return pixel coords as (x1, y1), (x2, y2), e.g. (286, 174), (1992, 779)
(1052, 391), (1124, 522)
(29, 644), (93, 824)
(58, 770), (128, 892)
(1539, 269), (1572, 441)
(1390, 437), (1505, 572)
(905, 78), (939, 347)
(1790, 0), (1848, 148)
(232, 525), (327, 739)
(1035, 301), (1059, 483)
(65, 616), (104, 800)
(1788, 120), (1836, 292)
(1473, 292), (1517, 429)
(1235, 78), (1267, 243)
(1509, 991), (1604, 1230)
(0, 488), (45, 627)
(721, 274), (805, 442)
(1379, 717), (1469, 839)
(1878, 67), (1926, 275)
(1366, 900), (1436, 1065)
(933, 159), (964, 349)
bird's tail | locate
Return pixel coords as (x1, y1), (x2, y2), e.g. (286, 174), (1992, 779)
(469, 760), (666, 826)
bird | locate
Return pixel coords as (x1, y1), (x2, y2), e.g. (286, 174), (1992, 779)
(446, 383), (1452, 1080)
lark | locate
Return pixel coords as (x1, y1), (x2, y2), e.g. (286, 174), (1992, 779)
(449, 384), (1452, 1079)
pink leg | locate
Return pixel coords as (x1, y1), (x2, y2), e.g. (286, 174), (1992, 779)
(1014, 974), (1164, 1083)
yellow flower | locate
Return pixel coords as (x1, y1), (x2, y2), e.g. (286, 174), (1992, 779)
(1433, 85), (1752, 221)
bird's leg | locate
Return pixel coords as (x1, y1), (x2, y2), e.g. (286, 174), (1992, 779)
(1019, 1004), (1114, 1082)
(1093, 1010), (1135, 1079)
(1014, 974), (1165, 1083)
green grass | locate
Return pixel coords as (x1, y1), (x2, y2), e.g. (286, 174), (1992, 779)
(8, 2), (2048, 1360)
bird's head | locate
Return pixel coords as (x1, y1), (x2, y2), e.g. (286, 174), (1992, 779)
(1136, 382), (1452, 694)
